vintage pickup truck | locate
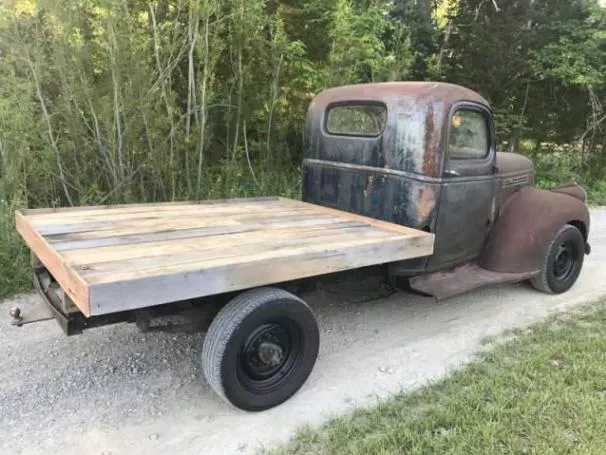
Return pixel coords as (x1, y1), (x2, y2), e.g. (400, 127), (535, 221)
(10, 81), (590, 412)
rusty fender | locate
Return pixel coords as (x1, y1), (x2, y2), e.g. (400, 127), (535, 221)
(549, 182), (587, 202)
(479, 186), (590, 274)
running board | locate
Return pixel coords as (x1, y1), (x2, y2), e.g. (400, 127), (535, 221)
(408, 264), (539, 300)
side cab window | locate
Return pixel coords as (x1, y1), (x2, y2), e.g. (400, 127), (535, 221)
(448, 109), (490, 160)
(325, 104), (387, 137)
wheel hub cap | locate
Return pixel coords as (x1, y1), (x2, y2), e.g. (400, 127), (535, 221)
(553, 242), (574, 281)
(242, 323), (290, 380)
(258, 342), (284, 367)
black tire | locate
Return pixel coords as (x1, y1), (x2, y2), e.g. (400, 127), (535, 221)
(201, 287), (319, 412)
(530, 224), (585, 294)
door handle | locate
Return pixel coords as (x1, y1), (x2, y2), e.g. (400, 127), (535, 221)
(444, 169), (461, 177)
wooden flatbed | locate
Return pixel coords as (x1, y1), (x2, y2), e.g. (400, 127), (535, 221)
(15, 197), (434, 317)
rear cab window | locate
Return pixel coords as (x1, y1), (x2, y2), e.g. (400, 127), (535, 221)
(325, 104), (387, 137)
(448, 109), (490, 160)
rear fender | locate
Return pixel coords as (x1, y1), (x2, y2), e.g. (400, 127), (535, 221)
(479, 186), (590, 273)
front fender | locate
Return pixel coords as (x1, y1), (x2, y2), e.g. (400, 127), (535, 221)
(479, 186), (590, 273)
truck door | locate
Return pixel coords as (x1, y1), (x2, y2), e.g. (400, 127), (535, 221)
(427, 104), (497, 271)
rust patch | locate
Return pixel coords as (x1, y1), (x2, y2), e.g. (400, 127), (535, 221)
(416, 187), (437, 221)
(306, 81), (490, 179)
(480, 187), (590, 273)
(423, 103), (437, 177)
(309, 81), (490, 109)
(550, 183), (586, 202)
(409, 263), (538, 300)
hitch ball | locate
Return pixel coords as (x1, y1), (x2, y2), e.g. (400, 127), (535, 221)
(9, 306), (23, 325)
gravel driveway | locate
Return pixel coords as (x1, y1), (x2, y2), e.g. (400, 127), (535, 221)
(2, 207), (605, 455)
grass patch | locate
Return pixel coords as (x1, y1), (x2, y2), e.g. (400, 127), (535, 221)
(271, 301), (606, 455)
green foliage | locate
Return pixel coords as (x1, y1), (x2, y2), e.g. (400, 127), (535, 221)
(327, 0), (393, 85)
(440, 0), (606, 154)
(515, 141), (606, 206)
(390, 0), (439, 80)
(586, 181), (606, 206)
(0, 0), (602, 210)
(0, 201), (30, 298)
(0, 0), (316, 209)
(532, 1), (606, 88)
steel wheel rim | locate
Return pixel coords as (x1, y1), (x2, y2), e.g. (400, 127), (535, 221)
(552, 241), (576, 282)
(238, 320), (303, 394)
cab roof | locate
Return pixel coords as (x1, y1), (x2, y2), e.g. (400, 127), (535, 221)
(304, 82), (492, 178)
(309, 81), (490, 111)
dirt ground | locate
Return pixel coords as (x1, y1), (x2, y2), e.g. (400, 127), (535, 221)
(2, 207), (605, 455)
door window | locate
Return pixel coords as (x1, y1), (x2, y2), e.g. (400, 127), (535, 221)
(448, 109), (489, 159)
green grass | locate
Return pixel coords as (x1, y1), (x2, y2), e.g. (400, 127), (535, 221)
(271, 301), (606, 455)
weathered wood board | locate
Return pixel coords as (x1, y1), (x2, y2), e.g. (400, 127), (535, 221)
(15, 197), (434, 316)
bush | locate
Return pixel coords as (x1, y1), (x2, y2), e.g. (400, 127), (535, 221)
(0, 201), (30, 299)
(518, 142), (606, 206)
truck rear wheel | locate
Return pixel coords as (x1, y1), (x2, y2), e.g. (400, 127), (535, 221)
(530, 224), (585, 294)
(201, 287), (319, 411)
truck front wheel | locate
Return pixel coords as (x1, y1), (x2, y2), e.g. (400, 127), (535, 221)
(530, 224), (585, 294)
(201, 287), (319, 411)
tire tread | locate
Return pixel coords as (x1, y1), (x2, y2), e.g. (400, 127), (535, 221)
(201, 287), (310, 406)
(530, 224), (583, 294)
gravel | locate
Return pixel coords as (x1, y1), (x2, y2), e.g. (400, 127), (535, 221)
(1, 207), (605, 455)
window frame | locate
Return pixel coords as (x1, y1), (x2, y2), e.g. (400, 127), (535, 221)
(323, 101), (388, 138)
(445, 103), (494, 163)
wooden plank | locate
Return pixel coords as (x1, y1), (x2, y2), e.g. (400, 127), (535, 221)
(27, 200), (301, 225)
(49, 217), (352, 252)
(35, 218), (237, 237)
(41, 209), (325, 239)
(75, 226), (389, 278)
(14, 211), (91, 316)
(87, 232), (431, 285)
(20, 196), (280, 216)
(88, 233), (434, 315)
(62, 222), (375, 266)
(31, 203), (313, 233)
(32, 208), (313, 236)
(283, 198), (426, 237)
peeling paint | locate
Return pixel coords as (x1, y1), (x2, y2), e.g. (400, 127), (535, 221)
(416, 187), (437, 222)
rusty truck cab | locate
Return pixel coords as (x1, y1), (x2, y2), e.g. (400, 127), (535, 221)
(303, 82), (504, 273)
(302, 81), (590, 287)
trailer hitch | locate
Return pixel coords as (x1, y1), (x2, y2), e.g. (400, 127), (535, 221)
(9, 304), (55, 327)
(9, 307), (22, 325)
